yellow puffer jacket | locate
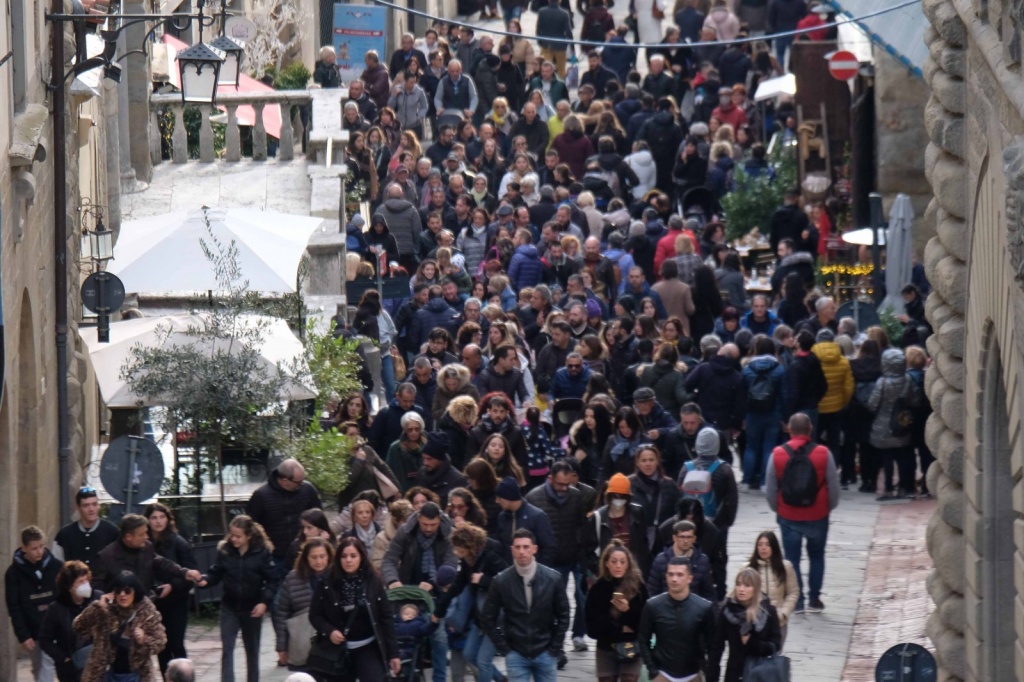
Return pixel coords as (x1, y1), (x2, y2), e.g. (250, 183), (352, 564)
(812, 341), (854, 414)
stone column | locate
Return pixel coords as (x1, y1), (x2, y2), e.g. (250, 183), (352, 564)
(921, 0), (968, 679)
(124, 0), (153, 183)
(117, 32), (139, 194)
(103, 79), (122, 238)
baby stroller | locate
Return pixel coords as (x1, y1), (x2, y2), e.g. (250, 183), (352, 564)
(678, 186), (721, 228)
(389, 586), (436, 682)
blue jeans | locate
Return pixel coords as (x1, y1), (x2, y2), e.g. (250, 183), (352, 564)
(778, 516), (829, 607)
(502, 5), (521, 23)
(464, 622), (504, 681)
(381, 352), (396, 403)
(430, 616), (449, 682)
(775, 35), (794, 66)
(743, 411), (780, 487)
(506, 650), (557, 682)
(552, 564), (586, 638)
(220, 607), (262, 682)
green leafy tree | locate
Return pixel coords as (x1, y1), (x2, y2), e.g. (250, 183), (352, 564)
(283, 320), (367, 503)
(721, 145), (798, 241)
(120, 218), (293, 531)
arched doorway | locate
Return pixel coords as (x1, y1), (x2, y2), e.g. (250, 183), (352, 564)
(979, 331), (1016, 679)
(16, 291), (38, 528)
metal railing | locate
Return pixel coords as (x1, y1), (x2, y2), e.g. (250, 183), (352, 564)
(151, 89), (313, 163)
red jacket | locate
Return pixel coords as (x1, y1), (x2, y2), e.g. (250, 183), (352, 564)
(654, 228), (698, 276)
(769, 435), (835, 522)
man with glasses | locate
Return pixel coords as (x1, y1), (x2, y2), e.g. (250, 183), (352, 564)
(647, 520), (715, 599)
(547, 352), (591, 404)
(52, 486), (120, 572)
(245, 458), (322, 582)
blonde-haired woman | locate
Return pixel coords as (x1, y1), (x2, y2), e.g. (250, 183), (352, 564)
(673, 233), (704, 286)
(709, 567), (783, 682)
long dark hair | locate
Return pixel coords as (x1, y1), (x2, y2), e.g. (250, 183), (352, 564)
(332, 536), (379, 582)
(613, 406), (642, 439)
(143, 502), (180, 551)
(748, 530), (787, 584)
(782, 271), (806, 306)
(294, 509), (336, 545)
(295, 537), (335, 579)
(692, 265), (724, 317)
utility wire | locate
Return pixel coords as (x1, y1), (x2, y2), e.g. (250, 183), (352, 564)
(368, 0), (919, 49)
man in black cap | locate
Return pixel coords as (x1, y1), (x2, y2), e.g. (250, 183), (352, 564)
(633, 387), (678, 436)
(494, 477), (556, 566)
(418, 432), (467, 506)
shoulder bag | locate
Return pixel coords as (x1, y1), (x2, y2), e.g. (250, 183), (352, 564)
(306, 589), (360, 678)
(285, 609), (315, 666)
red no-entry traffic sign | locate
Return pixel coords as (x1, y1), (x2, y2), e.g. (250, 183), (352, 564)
(828, 50), (859, 80)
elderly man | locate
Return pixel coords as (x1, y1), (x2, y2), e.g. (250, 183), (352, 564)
(800, 295), (839, 336)
(434, 58), (478, 123)
(166, 659), (196, 682)
(345, 79), (378, 122)
(510, 102), (550, 157)
(360, 50), (391, 110)
(641, 54), (674, 100)
(389, 32), (427, 79)
(375, 183), (423, 271)
(245, 459), (322, 574)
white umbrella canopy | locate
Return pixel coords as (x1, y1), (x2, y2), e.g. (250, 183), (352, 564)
(110, 207), (325, 294)
(882, 193), (915, 314)
(81, 313), (317, 407)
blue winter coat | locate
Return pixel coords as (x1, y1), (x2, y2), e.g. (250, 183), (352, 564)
(741, 356), (787, 417)
(741, 310), (779, 336)
(410, 297), (459, 352)
(549, 365), (592, 403)
(508, 244), (546, 290)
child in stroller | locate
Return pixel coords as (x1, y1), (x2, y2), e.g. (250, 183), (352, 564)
(390, 586), (440, 681)
(396, 604), (435, 660)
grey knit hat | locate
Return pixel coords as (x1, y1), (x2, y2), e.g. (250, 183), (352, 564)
(695, 427), (720, 458)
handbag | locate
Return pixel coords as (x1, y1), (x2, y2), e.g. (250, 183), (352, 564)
(286, 610), (315, 666)
(743, 644), (791, 682)
(306, 591), (360, 677)
(614, 640), (639, 662)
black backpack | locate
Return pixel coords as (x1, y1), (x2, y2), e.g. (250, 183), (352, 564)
(780, 443), (819, 507)
(747, 365), (777, 411)
(583, 15), (607, 42)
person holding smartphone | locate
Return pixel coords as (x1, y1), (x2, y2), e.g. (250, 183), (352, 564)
(585, 541), (649, 682)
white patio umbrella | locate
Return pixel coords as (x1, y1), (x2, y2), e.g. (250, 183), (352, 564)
(110, 207), (326, 294)
(80, 313), (317, 407)
(882, 193), (915, 314)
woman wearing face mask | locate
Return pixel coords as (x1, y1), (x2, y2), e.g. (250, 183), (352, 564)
(274, 538), (335, 670)
(627, 446), (680, 551)
(196, 515), (280, 682)
(73, 570), (167, 682)
(39, 561), (102, 682)
(584, 541), (649, 682)
(585, 474), (652, 577)
(142, 503), (196, 674)
(708, 568), (782, 682)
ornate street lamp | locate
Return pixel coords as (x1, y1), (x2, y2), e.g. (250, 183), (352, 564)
(209, 34), (245, 87)
(176, 41), (226, 102)
(88, 216), (114, 270)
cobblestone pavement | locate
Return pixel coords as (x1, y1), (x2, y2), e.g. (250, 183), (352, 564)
(16, 487), (936, 681)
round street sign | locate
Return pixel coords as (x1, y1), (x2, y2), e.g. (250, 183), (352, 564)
(828, 50), (860, 80)
(100, 435), (165, 505)
(81, 271), (126, 314)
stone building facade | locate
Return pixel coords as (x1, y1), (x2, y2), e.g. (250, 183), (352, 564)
(0, 1), (114, 677)
(922, 0), (1024, 678)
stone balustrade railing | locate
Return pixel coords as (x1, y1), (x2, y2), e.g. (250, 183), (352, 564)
(151, 90), (313, 163)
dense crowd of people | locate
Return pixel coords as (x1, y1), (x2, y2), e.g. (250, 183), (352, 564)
(4, 3), (940, 682)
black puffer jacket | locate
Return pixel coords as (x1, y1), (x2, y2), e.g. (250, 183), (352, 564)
(309, 570), (398, 665)
(467, 415), (529, 471)
(273, 568), (325, 653)
(151, 532), (196, 600)
(628, 471), (680, 532)
(38, 588), (101, 678)
(246, 471), (322, 561)
(4, 548), (62, 642)
(684, 355), (748, 432)
(525, 482), (588, 567)
(638, 591), (717, 679)
(481, 562), (570, 658)
(201, 541), (280, 611)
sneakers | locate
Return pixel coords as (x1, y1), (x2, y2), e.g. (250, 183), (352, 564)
(572, 636), (588, 652)
(740, 483), (751, 493)
(792, 603), (805, 615)
(557, 652), (568, 669)
(807, 599), (825, 613)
